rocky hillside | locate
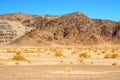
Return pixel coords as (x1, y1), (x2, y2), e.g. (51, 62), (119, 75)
(0, 12), (119, 46)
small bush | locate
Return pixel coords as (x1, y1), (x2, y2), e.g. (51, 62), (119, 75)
(112, 62), (118, 66)
(54, 52), (63, 57)
(78, 58), (84, 63)
(11, 52), (27, 61)
(79, 52), (91, 58)
(71, 51), (78, 55)
(104, 53), (120, 58)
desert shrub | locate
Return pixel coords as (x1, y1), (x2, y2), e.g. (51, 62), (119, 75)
(104, 53), (120, 58)
(60, 60), (64, 63)
(10, 52), (27, 61)
(112, 62), (118, 66)
(101, 51), (105, 53)
(54, 52), (63, 57)
(71, 51), (78, 55)
(7, 49), (18, 53)
(79, 52), (91, 58)
(7, 49), (12, 53)
(78, 58), (84, 63)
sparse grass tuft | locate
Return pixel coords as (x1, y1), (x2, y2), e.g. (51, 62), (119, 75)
(54, 52), (63, 57)
(112, 62), (118, 66)
(79, 52), (91, 58)
(78, 58), (84, 63)
(71, 51), (78, 55)
(10, 52), (27, 61)
(104, 53), (120, 58)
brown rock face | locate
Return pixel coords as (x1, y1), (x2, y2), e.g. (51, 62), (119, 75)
(0, 12), (119, 46)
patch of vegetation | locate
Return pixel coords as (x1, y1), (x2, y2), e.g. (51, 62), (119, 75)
(54, 52), (63, 57)
(104, 53), (120, 58)
(79, 52), (91, 58)
(112, 62), (118, 66)
(71, 51), (78, 55)
(78, 58), (84, 63)
(101, 51), (105, 53)
(10, 52), (27, 61)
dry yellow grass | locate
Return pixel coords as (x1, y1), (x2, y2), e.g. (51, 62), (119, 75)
(79, 52), (91, 58)
(54, 51), (63, 57)
(0, 45), (120, 65)
(10, 52), (27, 61)
(104, 53), (120, 59)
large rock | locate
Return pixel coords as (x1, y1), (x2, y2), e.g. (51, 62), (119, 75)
(0, 20), (29, 45)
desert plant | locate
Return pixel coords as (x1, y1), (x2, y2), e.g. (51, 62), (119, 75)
(60, 60), (64, 63)
(7, 49), (12, 53)
(78, 58), (84, 64)
(10, 52), (27, 61)
(104, 53), (120, 58)
(54, 51), (63, 57)
(71, 51), (78, 55)
(101, 51), (105, 53)
(112, 62), (118, 66)
(79, 52), (91, 58)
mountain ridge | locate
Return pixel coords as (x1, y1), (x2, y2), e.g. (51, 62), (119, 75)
(0, 12), (119, 46)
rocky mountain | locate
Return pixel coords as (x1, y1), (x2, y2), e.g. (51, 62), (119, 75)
(0, 12), (119, 46)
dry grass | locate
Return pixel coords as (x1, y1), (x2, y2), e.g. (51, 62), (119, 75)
(104, 53), (120, 59)
(78, 58), (84, 64)
(10, 52), (27, 61)
(79, 52), (91, 58)
(54, 52), (63, 57)
(112, 62), (118, 66)
(0, 45), (119, 65)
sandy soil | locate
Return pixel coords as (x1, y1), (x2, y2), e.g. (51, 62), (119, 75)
(0, 46), (120, 79)
(0, 46), (120, 65)
(0, 65), (120, 80)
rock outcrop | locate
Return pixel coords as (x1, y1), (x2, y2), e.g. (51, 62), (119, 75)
(0, 12), (119, 46)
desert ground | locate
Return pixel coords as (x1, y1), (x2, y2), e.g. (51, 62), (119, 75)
(0, 45), (120, 80)
(0, 65), (120, 80)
